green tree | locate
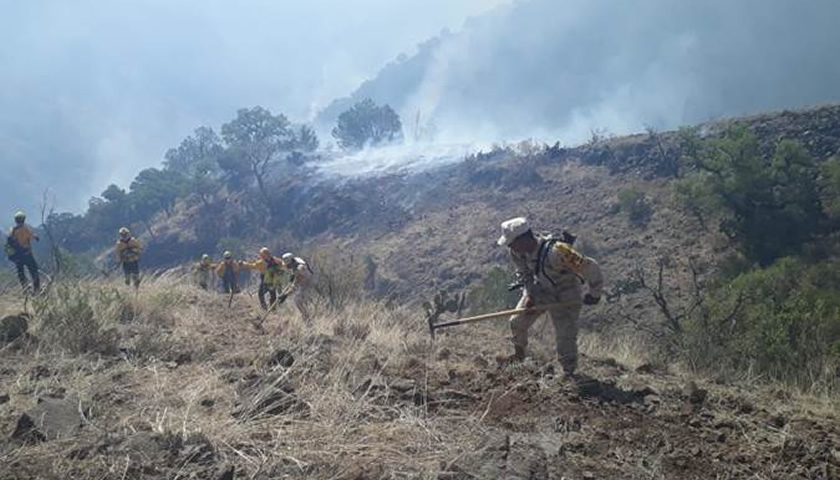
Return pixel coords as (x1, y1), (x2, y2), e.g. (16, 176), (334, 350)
(332, 98), (403, 151)
(220, 107), (318, 204)
(129, 168), (185, 219)
(163, 126), (223, 177)
(164, 126), (223, 204)
(678, 127), (824, 265)
(818, 154), (840, 222)
(86, 185), (132, 241)
(221, 107), (295, 203)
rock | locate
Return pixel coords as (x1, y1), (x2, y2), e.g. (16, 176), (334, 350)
(389, 379), (416, 394)
(354, 376), (388, 396)
(736, 399), (755, 414)
(0, 393), (9, 405)
(684, 381), (707, 405)
(29, 365), (53, 380)
(11, 413), (45, 444)
(174, 352), (193, 365)
(335, 463), (384, 480)
(118, 432), (166, 463)
(0, 315), (28, 343)
(575, 375), (652, 404)
(770, 414), (787, 428)
(175, 434), (216, 465)
(635, 363), (658, 374)
(216, 463), (235, 480)
(266, 348), (295, 368)
(11, 397), (84, 443)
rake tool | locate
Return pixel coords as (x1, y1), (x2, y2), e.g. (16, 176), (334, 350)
(427, 301), (576, 339)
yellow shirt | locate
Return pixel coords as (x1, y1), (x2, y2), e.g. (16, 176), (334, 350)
(242, 256), (285, 274)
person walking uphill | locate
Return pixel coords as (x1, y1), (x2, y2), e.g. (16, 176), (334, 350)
(6, 211), (40, 294)
(278, 253), (314, 322)
(196, 254), (214, 290)
(497, 217), (603, 376)
(242, 247), (286, 310)
(115, 227), (142, 289)
(216, 251), (242, 294)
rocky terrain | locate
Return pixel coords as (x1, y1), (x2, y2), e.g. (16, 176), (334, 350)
(0, 277), (838, 479)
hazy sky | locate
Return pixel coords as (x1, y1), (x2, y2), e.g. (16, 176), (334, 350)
(327, 0), (840, 145)
(3, 0), (840, 220)
(0, 0), (510, 217)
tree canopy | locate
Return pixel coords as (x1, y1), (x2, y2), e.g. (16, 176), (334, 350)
(332, 98), (403, 151)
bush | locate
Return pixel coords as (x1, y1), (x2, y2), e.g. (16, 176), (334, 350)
(467, 266), (520, 314)
(683, 257), (840, 386)
(308, 249), (366, 310)
(617, 188), (653, 226)
(33, 282), (122, 354)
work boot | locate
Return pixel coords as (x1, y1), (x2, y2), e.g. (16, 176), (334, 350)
(496, 345), (526, 367)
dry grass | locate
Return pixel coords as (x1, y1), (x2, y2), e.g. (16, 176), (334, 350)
(0, 275), (482, 478)
(2, 274), (839, 479)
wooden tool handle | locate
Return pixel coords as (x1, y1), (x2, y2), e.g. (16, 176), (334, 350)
(432, 301), (575, 330)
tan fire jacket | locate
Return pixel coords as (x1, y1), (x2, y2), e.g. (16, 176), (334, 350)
(510, 234), (603, 299)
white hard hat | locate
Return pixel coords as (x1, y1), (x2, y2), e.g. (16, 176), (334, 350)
(497, 217), (531, 246)
(281, 253), (294, 262)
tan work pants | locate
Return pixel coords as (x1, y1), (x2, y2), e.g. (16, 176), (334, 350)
(510, 285), (582, 373)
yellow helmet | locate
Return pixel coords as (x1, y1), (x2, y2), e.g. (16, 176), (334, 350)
(223, 251), (233, 259)
(119, 227), (130, 236)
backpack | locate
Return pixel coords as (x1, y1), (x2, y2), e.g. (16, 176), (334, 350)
(4, 235), (21, 261)
(534, 231), (579, 287)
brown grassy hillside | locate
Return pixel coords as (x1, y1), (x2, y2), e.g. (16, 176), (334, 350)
(134, 105), (840, 313)
(1, 276), (838, 479)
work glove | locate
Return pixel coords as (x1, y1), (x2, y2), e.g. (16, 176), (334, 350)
(277, 293), (288, 304)
(583, 293), (601, 305)
(522, 295), (537, 313)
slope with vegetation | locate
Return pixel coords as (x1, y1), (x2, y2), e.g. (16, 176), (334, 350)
(1, 273), (839, 479)
(3, 105), (840, 478)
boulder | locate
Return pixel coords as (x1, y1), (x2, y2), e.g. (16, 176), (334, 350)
(0, 315), (28, 343)
(11, 396), (84, 444)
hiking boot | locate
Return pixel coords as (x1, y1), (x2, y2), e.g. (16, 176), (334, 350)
(495, 346), (526, 367)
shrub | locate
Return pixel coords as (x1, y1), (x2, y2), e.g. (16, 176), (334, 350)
(33, 282), (122, 354)
(683, 257), (840, 386)
(467, 266), (520, 314)
(617, 188), (653, 227)
(308, 249), (366, 310)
